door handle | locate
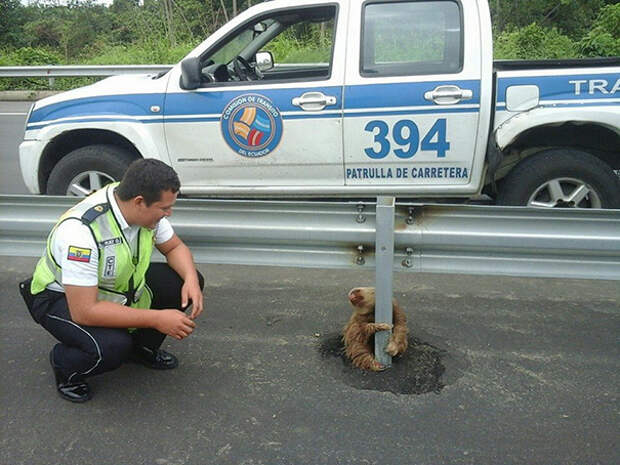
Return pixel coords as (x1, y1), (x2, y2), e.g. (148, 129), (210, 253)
(292, 92), (337, 111)
(424, 85), (473, 105)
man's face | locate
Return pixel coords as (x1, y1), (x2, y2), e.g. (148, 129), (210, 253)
(136, 189), (178, 229)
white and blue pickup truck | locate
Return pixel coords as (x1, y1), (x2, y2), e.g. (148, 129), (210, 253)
(19, 0), (620, 208)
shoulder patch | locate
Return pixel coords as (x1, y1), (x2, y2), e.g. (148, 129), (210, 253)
(81, 203), (110, 224)
(68, 246), (92, 263)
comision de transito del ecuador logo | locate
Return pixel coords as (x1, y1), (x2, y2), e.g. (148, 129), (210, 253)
(221, 94), (283, 158)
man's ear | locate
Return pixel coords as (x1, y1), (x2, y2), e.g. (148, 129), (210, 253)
(132, 196), (150, 213)
(133, 195), (146, 208)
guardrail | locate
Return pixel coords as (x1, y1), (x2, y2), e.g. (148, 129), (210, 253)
(3, 194), (618, 367)
(0, 65), (174, 88)
(0, 65), (173, 77)
(0, 64), (320, 78)
(0, 64), (314, 87)
(2, 195), (619, 281)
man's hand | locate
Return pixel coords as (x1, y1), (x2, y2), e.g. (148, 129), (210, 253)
(154, 309), (196, 340)
(157, 234), (204, 320)
(182, 276), (204, 320)
(65, 285), (196, 338)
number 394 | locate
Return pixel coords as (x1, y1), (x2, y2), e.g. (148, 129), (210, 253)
(364, 118), (450, 159)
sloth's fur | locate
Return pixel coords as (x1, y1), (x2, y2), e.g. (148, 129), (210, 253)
(342, 287), (408, 371)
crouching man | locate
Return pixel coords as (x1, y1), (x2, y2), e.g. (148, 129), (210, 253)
(20, 159), (204, 402)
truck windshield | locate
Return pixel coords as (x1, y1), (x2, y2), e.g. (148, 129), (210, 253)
(211, 29), (256, 65)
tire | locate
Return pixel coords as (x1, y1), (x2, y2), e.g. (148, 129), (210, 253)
(496, 149), (620, 209)
(47, 145), (138, 196)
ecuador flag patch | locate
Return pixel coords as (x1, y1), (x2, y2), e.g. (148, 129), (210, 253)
(67, 246), (92, 263)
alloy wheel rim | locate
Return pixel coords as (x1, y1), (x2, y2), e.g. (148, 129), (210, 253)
(527, 177), (602, 208)
(65, 171), (115, 196)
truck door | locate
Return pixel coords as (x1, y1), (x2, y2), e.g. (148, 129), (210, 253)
(343, 0), (493, 196)
(163, 2), (347, 195)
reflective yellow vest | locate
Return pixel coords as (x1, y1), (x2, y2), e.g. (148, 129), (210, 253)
(31, 183), (154, 309)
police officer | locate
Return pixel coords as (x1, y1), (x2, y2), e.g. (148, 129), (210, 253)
(20, 159), (204, 402)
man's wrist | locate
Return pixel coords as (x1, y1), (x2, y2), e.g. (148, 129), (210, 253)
(183, 271), (199, 284)
(149, 310), (163, 331)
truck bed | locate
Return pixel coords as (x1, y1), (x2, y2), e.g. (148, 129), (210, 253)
(494, 56), (620, 71)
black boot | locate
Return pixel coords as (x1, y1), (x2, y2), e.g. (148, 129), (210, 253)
(49, 350), (91, 403)
(130, 346), (178, 369)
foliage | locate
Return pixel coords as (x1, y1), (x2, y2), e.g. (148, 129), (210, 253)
(494, 23), (578, 60)
(488, 0), (611, 37)
(83, 41), (195, 66)
(267, 22), (333, 63)
(0, 46), (63, 91)
(1, 0), (32, 46)
(579, 3), (620, 57)
(0, 46), (61, 66)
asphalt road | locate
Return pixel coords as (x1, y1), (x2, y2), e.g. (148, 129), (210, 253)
(0, 101), (30, 194)
(1, 97), (619, 463)
(1, 257), (618, 465)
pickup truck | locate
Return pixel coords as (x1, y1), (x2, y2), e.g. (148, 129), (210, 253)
(19, 0), (620, 208)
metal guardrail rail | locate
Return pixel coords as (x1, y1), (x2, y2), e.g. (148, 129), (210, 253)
(1, 195), (619, 281)
(0, 64), (317, 78)
(0, 65), (174, 88)
(0, 65), (173, 78)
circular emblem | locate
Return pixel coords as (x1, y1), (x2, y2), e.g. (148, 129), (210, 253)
(221, 94), (283, 158)
(94, 205), (104, 212)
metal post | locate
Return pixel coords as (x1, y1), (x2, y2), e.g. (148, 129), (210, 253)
(374, 196), (395, 368)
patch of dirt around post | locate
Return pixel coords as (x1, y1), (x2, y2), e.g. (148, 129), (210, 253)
(319, 333), (455, 395)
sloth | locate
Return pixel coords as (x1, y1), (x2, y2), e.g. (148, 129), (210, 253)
(342, 287), (408, 371)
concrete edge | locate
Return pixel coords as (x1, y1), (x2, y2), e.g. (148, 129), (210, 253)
(0, 90), (62, 101)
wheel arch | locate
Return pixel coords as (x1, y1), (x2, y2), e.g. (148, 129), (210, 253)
(492, 120), (619, 183)
(38, 129), (142, 193)
(494, 108), (620, 171)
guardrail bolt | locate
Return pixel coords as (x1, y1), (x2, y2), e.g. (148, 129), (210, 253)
(356, 245), (366, 265)
(406, 207), (415, 225)
(402, 247), (414, 268)
(356, 202), (366, 223)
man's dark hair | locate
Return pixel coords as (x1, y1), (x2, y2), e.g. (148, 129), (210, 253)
(116, 159), (180, 205)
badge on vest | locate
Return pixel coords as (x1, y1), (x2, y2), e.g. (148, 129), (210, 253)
(67, 246), (91, 263)
(104, 256), (116, 278)
(99, 237), (122, 248)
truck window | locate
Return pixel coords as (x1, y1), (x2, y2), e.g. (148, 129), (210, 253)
(202, 5), (337, 84)
(211, 29), (255, 65)
(361, 0), (462, 77)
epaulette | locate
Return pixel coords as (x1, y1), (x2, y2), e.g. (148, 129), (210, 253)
(81, 203), (110, 224)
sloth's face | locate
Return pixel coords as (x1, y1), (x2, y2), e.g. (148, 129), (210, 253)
(348, 287), (375, 315)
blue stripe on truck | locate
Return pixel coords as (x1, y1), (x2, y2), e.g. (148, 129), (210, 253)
(28, 94), (165, 124)
(28, 81), (480, 127)
(343, 80), (481, 108)
(29, 74), (617, 130)
(496, 73), (619, 103)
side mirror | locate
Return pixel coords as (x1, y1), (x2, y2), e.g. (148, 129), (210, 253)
(179, 57), (201, 90)
(255, 51), (274, 72)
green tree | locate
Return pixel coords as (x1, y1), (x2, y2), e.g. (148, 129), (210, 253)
(0, 0), (30, 47)
(579, 3), (620, 57)
(490, 0), (614, 37)
(494, 22), (578, 59)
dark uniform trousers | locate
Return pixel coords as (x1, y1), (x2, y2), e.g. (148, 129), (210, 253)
(29, 263), (204, 383)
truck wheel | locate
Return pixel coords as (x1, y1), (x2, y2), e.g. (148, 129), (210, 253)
(497, 149), (620, 209)
(47, 145), (137, 196)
